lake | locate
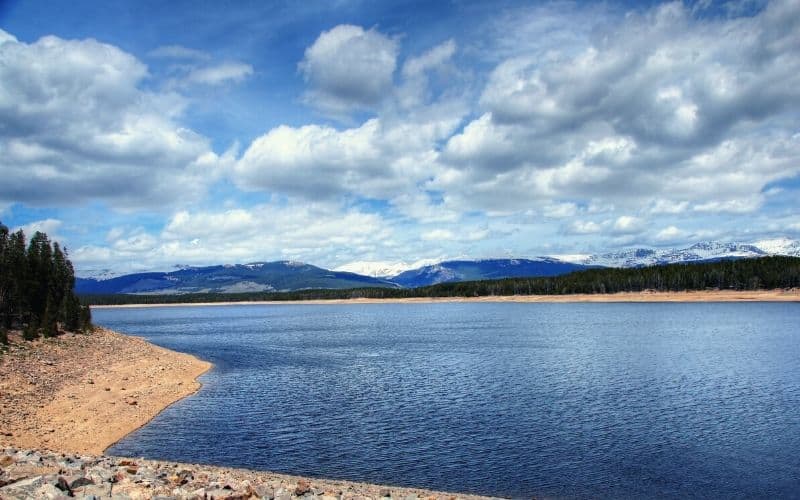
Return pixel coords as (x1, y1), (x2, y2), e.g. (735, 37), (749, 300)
(94, 302), (800, 499)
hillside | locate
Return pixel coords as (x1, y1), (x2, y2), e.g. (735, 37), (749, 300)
(390, 258), (592, 287)
(74, 261), (397, 295)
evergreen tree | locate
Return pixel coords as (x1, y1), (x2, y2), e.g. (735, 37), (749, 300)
(0, 220), (92, 339)
(0, 222), (9, 329)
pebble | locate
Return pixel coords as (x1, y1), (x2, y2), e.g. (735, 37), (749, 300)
(0, 448), (497, 500)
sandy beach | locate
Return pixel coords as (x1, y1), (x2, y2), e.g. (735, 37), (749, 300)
(91, 289), (800, 309)
(0, 327), (211, 455)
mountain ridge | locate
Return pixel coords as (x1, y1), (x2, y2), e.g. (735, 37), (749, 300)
(75, 239), (800, 294)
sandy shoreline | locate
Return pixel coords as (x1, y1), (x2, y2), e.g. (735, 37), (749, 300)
(91, 289), (800, 309)
(0, 327), (212, 455)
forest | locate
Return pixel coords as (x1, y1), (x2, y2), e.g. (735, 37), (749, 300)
(80, 255), (800, 305)
(0, 221), (92, 344)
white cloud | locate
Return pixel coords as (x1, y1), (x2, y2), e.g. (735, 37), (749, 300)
(612, 215), (645, 235)
(565, 220), (603, 235)
(15, 218), (62, 238)
(654, 225), (686, 242)
(185, 62), (253, 85)
(397, 39), (458, 108)
(0, 31), (222, 207)
(542, 202), (579, 219)
(434, 0), (800, 215)
(73, 202), (396, 273)
(149, 45), (210, 61)
(421, 229), (456, 241)
(299, 24), (398, 114)
(233, 111), (462, 204)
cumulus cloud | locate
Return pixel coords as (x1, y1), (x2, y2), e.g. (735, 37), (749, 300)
(72, 203), (396, 272)
(233, 110), (462, 205)
(299, 24), (398, 114)
(654, 225), (686, 242)
(611, 215), (645, 235)
(434, 0), (800, 216)
(15, 218), (63, 239)
(397, 39), (458, 108)
(565, 220), (603, 235)
(0, 30), (223, 207)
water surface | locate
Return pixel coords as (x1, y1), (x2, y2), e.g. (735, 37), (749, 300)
(95, 302), (800, 498)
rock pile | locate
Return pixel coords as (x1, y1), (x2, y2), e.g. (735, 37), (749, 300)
(0, 449), (497, 500)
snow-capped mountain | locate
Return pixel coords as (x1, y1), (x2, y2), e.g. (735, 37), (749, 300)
(555, 240), (798, 268)
(753, 238), (800, 257)
(334, 259), (441, 278)
(390, 258), (591, 288)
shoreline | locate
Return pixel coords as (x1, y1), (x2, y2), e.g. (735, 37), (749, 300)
(91, 289), (800, 308)
(0, 327), (212, 455)
(0, 329), (497, 499)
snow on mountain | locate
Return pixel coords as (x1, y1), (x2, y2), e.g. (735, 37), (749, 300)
(554, 240), (798, 268)
(76, 268), (126, 280)
(754, 238), (800, 256)
(334, 259), (441, 278)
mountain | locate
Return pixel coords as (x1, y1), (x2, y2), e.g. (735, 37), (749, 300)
(753, 238), (800, 257)
(556, 240), (800, 268)
(75, 238), (800, 295)
(390, 258), (592, 288)
(333, 259), (440, 278)
(75, 261), (397, 295)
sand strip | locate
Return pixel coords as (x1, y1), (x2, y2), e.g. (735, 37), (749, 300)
(0, 327), (212, 455)
(91, 289), (800, 309)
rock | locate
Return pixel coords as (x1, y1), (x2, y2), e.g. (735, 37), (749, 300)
(380, 489), (392, 497)
(177, 469), (194, 484)
(69, 475), (94, 488)
(274, 487), (291, 500)
(295, 479), (311, 495)
(0, 475), (46, 491)
(56, 475), (72, 493)
(254, 484), (274, 499)
(35, 483), (70, 499)
(0, 455), (13, 466)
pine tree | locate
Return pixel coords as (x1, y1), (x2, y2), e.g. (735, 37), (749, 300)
(0, 222), (9, 329)
(79, 304), (92, 332)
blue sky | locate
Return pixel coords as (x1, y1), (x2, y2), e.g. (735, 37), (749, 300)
(1, 0), (799, 275)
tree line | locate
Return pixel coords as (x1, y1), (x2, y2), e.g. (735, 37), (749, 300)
(0, 221), (92, 344)
(80, 255), (800, 305)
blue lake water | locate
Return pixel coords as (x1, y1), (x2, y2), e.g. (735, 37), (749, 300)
(94, 302), (800, 499)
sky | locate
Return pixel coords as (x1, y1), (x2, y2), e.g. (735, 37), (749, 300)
(1, 0), (799, 275)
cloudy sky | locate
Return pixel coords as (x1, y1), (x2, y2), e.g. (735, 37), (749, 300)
(1, 0), (799, 274)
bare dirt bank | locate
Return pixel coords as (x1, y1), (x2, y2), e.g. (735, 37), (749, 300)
(91, 289), (800, 309)
(0, 327), (211, 455)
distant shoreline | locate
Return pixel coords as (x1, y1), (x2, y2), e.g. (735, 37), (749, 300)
(91, 289), (800, 308)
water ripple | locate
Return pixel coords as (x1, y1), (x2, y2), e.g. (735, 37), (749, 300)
(96, 302), (800, 499)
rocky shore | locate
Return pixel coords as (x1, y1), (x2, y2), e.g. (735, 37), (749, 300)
(0, 449), (496, 499)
